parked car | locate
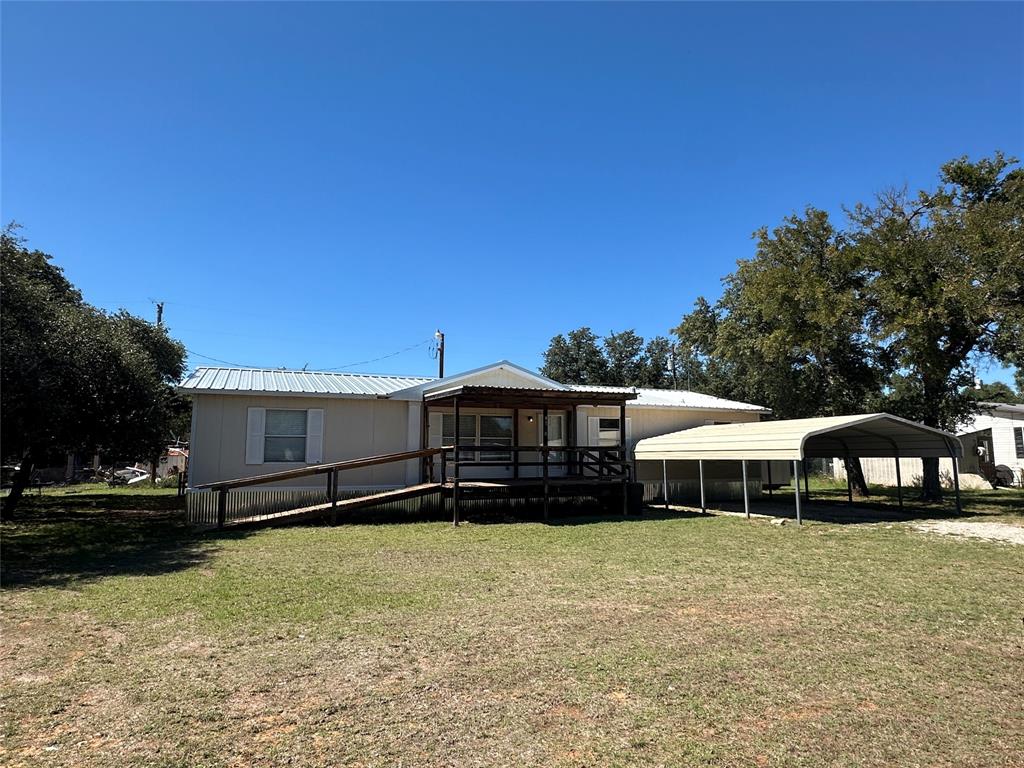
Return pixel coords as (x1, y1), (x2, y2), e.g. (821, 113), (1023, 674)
(109, 467), (150, 486)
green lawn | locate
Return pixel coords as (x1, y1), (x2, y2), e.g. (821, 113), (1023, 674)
(2, 489), (1022, 767)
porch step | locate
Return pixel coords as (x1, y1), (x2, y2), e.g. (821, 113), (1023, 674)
(224, 482), (442, 529)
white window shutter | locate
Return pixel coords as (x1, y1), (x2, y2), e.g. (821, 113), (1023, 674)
(626, 417), (633, 446)
(245, 407), (266, 465)
(428, 412), (443, 448)
(306, 409), (324, 464)
(588, 416), (600, 446)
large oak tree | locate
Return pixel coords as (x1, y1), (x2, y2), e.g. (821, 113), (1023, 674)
(1, 226), (187, 516)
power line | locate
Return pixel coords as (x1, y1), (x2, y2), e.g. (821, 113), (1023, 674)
(185, 336), (435, 373)
(186, 349), (263, 368)
(322, 338), (435, 371)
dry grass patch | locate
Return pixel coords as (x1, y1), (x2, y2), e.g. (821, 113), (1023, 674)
(2, 493), (1022, 767)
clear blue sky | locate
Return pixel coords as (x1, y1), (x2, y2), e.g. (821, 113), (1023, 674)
(3, 2), (1022, 383)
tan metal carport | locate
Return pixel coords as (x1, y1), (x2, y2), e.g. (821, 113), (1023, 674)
(633, 413), (964, 523)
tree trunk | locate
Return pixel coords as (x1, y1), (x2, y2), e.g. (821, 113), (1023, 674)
(2, 453), (36, 520)
(920, 457), (943, 501)
(843, 456), (870, 497)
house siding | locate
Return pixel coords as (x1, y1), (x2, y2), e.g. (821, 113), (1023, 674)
(189, 394), (411, 490)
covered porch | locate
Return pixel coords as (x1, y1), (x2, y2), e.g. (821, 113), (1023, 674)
(420, 385), (639, 523)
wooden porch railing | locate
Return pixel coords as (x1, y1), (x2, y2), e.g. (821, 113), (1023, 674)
(195, 447), (449, 528)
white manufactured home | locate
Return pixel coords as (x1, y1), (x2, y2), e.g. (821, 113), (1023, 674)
(833, 402), (1024, 489)
(180, 360), (770, 524)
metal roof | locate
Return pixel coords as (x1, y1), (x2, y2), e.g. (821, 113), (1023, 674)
(179, 367), (433, 397)
(178, 363), (768, 413)
(634, 413), (962, 461)
(569, 385), (769, 412)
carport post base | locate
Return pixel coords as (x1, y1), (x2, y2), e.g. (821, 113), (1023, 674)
(792, 460), (802, 525)
(742, 460), (750, 519)
(698, 459), (706, 512)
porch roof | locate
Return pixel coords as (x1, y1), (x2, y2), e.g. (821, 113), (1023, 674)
(423, 384), (637, 409)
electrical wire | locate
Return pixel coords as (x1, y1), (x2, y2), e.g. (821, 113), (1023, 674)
(321, 338), (434, 371)
(186, 336), (435, 373)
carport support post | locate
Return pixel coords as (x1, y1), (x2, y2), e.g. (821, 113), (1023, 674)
(698, 459), (706, 512)
(845, 454), (853, 505)
(952, 456), (962, 514)
(767, 462), (773, 498)
(662, 459), (669, 510)
(741, 460), (750, 519)
(803, 458), (811, 502)
(792, 460), (802, 525)
(894, 454), (904, 510)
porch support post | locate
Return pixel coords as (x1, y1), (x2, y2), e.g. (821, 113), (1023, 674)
(662, 459), (669, 510)
(512, 407), (520, 480)
(619, 402), (628, 516)
(217, 488), (228, 530)
(698, 459), (706, 512)
(569, 406), (577, 476)
(793, 459), (802, 525)
(331, 468), (339, 525)
(542, 406), (550, 523)
(741, 459), (750, 519)
(420, 400), (428, 483)
(894, 452), (903, 510)
(452, 397), (460, 527)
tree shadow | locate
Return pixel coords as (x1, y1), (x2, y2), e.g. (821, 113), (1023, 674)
(1, 494), (249, 589)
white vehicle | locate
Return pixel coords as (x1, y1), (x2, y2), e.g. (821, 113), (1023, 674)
(113, 467), (150, 485)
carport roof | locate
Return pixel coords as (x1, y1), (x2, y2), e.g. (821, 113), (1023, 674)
(633, 413), (962, 462)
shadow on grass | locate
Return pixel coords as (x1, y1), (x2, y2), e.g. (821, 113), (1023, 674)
(1, 494), (253, 589)
(706, 485), (1023, 525)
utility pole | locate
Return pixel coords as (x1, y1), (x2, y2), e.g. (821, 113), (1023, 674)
(434, 329), (445, 378)
(151, 300), (166, 486)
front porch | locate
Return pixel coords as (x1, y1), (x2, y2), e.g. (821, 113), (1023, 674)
(420, 385), (639, 523)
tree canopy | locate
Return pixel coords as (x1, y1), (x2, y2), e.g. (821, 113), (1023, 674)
(1, 225), (187, 513)
(540, 327), (676, 388)
(669, 153), (1023, 499)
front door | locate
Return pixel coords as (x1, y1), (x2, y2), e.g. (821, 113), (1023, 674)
(538, 412), (567, 477)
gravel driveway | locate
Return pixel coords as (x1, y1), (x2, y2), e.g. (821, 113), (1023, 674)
(913, 520), (1024, 545)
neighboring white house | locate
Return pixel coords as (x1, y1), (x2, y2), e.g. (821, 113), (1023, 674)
(833, 401), (1024, 488)
(180, 360), (770, 499)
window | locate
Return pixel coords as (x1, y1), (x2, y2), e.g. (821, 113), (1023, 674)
(598, 418), (621, 446)
(443, 414), (478, 460)
(1015, 427), (1024, 459)
(265, 409), (307, 462)
(442, 414), (514, 462)
(479, 415), (514, 461)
